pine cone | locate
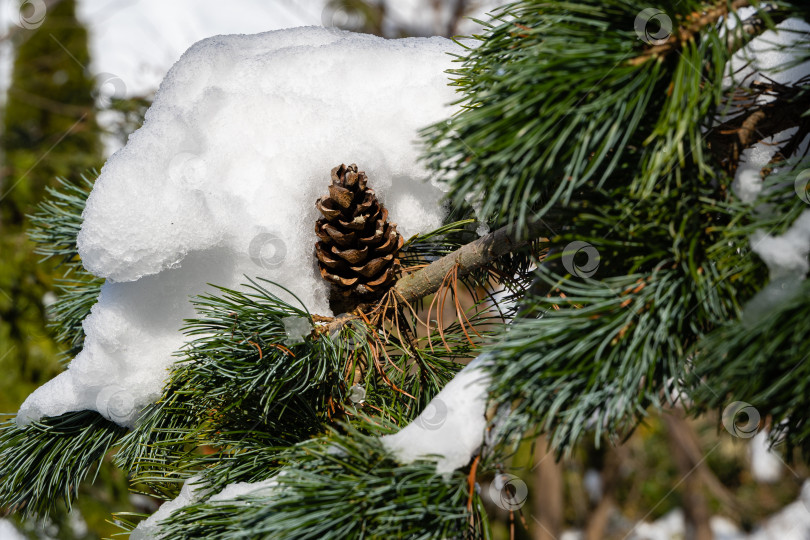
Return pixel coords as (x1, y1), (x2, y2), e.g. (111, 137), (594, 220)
(315, 164), (404, 303)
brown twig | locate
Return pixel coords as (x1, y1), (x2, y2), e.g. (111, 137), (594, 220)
(708, 77), (810, 174)
(319, 219), (548, 337)
(629, 0), (752, 67)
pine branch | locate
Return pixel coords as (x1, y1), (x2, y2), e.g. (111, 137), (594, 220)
(394, 218), (547, 304)
(628, 0), (751, 66)
(27, 171), (103, 357)
(27, 172), (96, 267)
(324, 217), (548, 335)
(0, 412), (126, 517)
(708, 76), (810, 174)
(158, 420), (487, 540)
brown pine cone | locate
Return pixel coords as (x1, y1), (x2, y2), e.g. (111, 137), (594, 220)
(315, 164), (404, 304)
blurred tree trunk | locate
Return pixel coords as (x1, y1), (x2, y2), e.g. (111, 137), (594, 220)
(533, 436), (563, 540)
(663, 411), (713, 540)
(585, 445), (625, 540)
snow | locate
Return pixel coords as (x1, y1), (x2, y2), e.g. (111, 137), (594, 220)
(749, 430), (783, 483)
(1, 0), (508, 155)
(130, 477), (204, 540)
(726, 16), (810, 203)
(748, 481), (810, 540)
(583, 468), (603, 503)
(627, 481), (810, 540)
(207, 478), (278, 503)
(381, 355), (491, 475)
(16, 26), (458, 427)
(282, 316), (313, 347)
(732, 140), (778, 204)
(130, 477), (279, 539)
(0, 519), (26, 540)
(750, 210), (810, 282)
(631, 509), (746, 540)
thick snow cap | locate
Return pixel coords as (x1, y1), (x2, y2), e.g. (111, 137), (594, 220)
(17, 27), (456, 427)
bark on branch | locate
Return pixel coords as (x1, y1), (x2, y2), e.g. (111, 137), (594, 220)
(393, 219), (548, 305)
(708, 78), (810, 174)
(322, 218), (549, 334)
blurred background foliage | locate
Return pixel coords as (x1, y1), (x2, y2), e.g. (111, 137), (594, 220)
(0, 1), (147, 537)
(0, 1), (807, 539)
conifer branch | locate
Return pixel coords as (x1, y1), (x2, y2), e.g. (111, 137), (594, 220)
(323, 218), (548, 333)
(708, 77), (810, 174)
(629, 0), (751, 66)
(394, 219), (547, 304)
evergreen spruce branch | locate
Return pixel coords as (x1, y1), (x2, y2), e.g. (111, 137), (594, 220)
(0, 411), (126, 517)
(356, 303), (499, 425)
(320, 217), (548, 338)
(159, 421), (485, 540)
(0, 171), (116, 517)
(687, 156), (810, 453)
(117, 273), (499, 496)
(633, 34), (722, 197)
(114, 390), (202, 495)
(400, 216), (541, 313)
